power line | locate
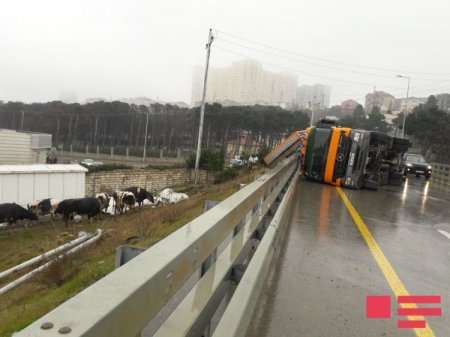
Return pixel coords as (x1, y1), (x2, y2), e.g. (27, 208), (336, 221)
(216, 37), (438, 81)
(212, 45), (405, 90)
(214, 29), (450, 77)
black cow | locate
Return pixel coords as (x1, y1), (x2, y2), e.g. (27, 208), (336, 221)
(54, 198), (101, 225)
(0, 203), (39, 226)
(123, 187), (154, 208)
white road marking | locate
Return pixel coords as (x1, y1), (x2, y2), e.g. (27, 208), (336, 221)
(437, 230), (450, 240)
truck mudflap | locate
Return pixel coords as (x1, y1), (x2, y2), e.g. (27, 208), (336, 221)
(263, 131), (308, 168)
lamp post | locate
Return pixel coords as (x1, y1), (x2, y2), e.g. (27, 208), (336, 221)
(396, 75), (410, 138)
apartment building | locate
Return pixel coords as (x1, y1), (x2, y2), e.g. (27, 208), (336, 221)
(364, 91), (395, 113)
(191, 59), (297, 107)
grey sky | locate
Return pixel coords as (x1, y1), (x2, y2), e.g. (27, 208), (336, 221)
(1, 0), (449, 106)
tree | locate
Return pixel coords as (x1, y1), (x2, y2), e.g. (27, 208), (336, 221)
(404, 96), (450, 162)
(365, 106), (391, 133)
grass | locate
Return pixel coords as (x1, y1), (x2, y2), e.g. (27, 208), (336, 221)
(0, 169), (261, 337)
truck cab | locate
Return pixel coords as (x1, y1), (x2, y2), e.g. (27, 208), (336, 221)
(303, 125), (408, 189)
(264, 122), (410, 190)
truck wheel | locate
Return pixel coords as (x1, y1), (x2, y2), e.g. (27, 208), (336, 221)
(425, 173), (431, 179)
(371, 132), (391, 144)
(393, 138), (410, 145)
(388, 171), (403, 186)
(392, 143), (409, 152)
(363, 179), (380, 190)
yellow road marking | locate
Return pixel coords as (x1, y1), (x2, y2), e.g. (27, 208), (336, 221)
(336, 187), (435, 337)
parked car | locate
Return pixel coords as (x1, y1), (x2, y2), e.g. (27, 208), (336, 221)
(229, 159), (243, 168)
(81, 159), (104, 167)
(403, 154), (432, 179)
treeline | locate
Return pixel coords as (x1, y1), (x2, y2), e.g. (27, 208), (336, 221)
(404, 96), (450, 163)
(0, 101), (310, 155)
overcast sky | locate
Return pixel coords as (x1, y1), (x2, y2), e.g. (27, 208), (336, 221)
(1, 0), (449, 106)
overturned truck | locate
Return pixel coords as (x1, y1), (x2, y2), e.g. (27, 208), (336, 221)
(263, 121), (410, 190)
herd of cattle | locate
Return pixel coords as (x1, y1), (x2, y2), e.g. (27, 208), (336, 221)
(0, 187), (187, 227)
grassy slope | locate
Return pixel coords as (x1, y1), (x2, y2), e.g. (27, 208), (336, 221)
(0, 170), (258, 337)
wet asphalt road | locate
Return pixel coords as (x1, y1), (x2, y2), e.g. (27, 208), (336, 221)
(246, 177), (450, 337)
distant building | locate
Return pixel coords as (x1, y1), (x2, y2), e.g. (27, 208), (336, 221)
(393, 97), (426, 113)
(296, 84), (331, 109)
(191, 59), (298, 107)
(118, 97), (189, 109)
(436, 93), (450, 113)
(364, 91), (395, 113)
(340, 99), (359, 114)
(0, 129), (52, 164)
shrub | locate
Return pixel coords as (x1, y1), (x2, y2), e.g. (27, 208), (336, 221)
(186, 148), (225, 171)
(82, 163), (133, 172)
(214, 168), (239, 184)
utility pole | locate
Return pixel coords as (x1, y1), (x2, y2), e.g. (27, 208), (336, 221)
(396, 75), (410, 138)
(143, 105), (151, 162)
(20, 110), (25, 130)
(194, 29), (214, 185)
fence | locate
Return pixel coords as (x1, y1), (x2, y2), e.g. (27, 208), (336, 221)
(16, 157), (298, 337)
(431, 163), (450, 186)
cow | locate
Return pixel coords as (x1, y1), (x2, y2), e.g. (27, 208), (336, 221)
(112, 191), (136, 215)
(0, 203), (39, 226)
(27, 200), (40, 212)
(122, 187), (155, 209)
(95, 192), (110, 213)
(35, 198), (60, 215)
(54, 198), (101, 225)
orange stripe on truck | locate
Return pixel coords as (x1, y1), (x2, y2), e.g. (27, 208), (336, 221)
(323, 127), (351, 185)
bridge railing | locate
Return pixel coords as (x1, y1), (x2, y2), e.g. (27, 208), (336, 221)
(17, 157), (298, 337)
(431, 163), (450, 186)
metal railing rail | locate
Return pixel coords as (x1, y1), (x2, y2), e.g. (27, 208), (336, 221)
(431, 163), (450, 185)
(213, 171), (299, 337)
(16, 157), (297, 337)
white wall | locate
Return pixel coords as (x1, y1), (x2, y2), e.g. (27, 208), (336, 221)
(0, 165), (87, 207)
(0, 130), (31, 164)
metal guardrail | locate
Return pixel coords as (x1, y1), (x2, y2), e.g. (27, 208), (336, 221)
(16, 157), (298, 337)
(431, 163), (450, 185)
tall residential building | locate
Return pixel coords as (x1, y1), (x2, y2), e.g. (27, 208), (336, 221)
(364, 91), (395, 113)
(436, 93), (450, 113)
(296, 84), (331, 109)
(191, 59), (297, 107)
(392, 97), (426, 113)
(340, 99), (359, 114)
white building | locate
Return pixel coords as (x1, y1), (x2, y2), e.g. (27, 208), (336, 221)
(296, 84), (331, 109)
(0, 129), (52, 164)
(393, 97), (426, 113)
(191, 59), (298, 107)
(436, 93), (450, 113)
(364, 91), (395, 113)
(0, 164), (87, 207)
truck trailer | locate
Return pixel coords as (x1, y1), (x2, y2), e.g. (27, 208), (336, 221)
(263, 121), (410, 190)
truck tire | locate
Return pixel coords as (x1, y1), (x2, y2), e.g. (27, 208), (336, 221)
(392, 143), (409, 152)
(393, 137), (410, 145)
(388, 172), (403, 186)
(392, 138), (411, 152)
(363, 179), (380, 190)
(371, 132), (391, 144)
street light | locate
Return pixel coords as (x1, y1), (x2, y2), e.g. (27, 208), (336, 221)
(396, 75), (410, 138)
